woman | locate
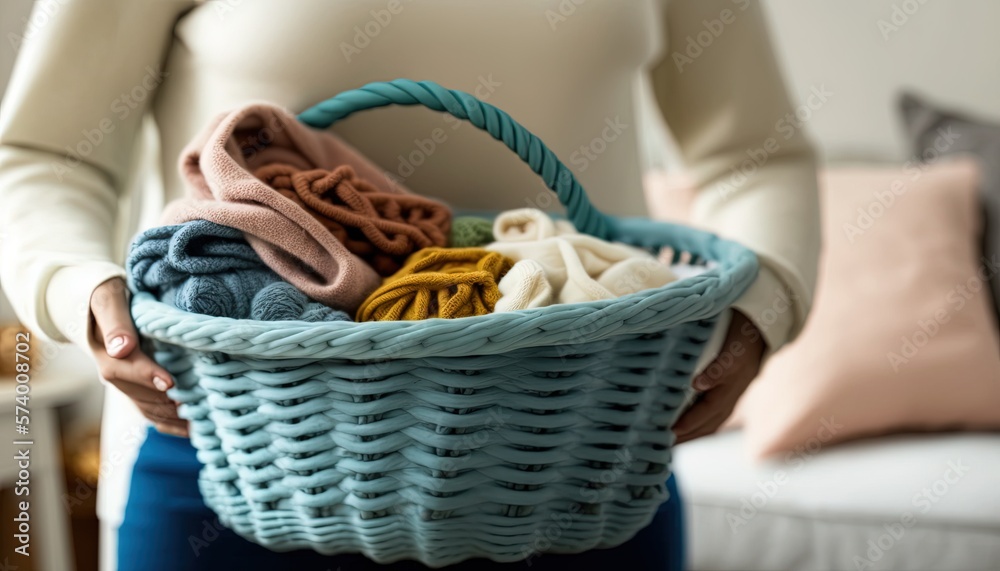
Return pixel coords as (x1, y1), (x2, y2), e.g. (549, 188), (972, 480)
(0, 0), (819, 569)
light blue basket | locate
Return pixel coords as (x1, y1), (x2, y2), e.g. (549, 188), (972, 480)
(131, 79), (758, 567)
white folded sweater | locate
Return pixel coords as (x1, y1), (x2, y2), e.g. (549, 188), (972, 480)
(488, 209), (678, 311)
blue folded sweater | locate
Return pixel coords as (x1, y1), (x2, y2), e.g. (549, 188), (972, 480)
(127, 220), (351, 322)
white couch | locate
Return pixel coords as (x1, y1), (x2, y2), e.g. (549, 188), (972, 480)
(660, 2), (1000, 570)
(674, 432), (1000, 571)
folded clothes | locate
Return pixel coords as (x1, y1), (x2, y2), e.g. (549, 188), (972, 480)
(161, 103), (417, 313)
(356, 247), (513, 321)
(492, 208), (578, 241)
(127, 221), (272, 318)
(254, 163), (450, 276)
(251, 282), (351, 322)
(127, 220), (351, 321)
(449, 216), (495, 248)
(486, 208), (677, 309)
(494, 259), (553, 312)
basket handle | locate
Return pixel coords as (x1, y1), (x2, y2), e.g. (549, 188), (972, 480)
(298, 79), (615, 240)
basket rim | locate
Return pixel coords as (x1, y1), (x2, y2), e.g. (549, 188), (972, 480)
(132, 218), (757, 360)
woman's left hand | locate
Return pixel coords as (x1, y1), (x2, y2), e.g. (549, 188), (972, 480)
(673, 310), (766, 444)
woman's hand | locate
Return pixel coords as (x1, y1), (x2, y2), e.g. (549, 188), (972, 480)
(88, 278), (189, 437)
(673, 310), (765, 444)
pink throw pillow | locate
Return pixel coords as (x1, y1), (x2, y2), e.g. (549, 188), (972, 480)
(729, 160), (1000, 457)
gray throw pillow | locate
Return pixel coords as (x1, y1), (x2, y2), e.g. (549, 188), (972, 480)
(899, 92), (1000, 327)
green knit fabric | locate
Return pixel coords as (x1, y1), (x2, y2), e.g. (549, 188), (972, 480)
(449, 216), (495, 247)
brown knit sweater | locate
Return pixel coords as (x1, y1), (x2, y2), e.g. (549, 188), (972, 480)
(255, 163), (452, 276)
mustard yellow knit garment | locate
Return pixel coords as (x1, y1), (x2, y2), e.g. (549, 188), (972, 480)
(357, 247), (514, 321)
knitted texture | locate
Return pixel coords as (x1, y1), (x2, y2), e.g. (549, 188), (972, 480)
(128, 221), (274, 318)
(136, 213), (759, 569)
(449, 216), (495, 247)
(487, 208), (678, 306)
(161, 102), (414, 314)
(357, 247), (513, 321)
(132, 81), (760, 567)
(250, 282), (352, 322)
(127, 220), (351, 321)
(493, 208), (577, 241)
(254, 163), (451, 276)
(495, 259), (553, 312)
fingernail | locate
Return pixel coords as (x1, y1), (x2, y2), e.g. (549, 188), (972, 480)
(153, 376), (171, 391)
(108, 335), (127, 352)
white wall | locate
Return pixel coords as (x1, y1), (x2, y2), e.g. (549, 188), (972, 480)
(636, 1), (1000, 173)
(640, 0), (1000, 170)
(0, 0), (34, 101)
(0, 0), (36, 323)
(763, 0), (1000, 162)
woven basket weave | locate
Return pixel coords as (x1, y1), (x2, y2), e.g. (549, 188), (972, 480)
(131, 79), (758, 567)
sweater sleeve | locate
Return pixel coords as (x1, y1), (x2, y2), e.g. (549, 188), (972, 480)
(0, 0), (193, 348)
(648, 0), (821, 353)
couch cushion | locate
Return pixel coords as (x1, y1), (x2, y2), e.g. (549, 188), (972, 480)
(899, 91), (1000, 326)
(674, 430), (1000, 571)
(730, 161), (1000, 457)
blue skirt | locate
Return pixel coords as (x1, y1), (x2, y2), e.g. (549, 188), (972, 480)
(118, 428), (685, 570)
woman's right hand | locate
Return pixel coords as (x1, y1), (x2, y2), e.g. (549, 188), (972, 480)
(88, 277), (189, 437)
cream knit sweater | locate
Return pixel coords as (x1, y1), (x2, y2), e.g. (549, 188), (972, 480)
(0, 0), (820, 539)
(489, 208), (678, 311)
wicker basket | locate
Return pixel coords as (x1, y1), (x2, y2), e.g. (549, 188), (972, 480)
(131, 79), (758, 567)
